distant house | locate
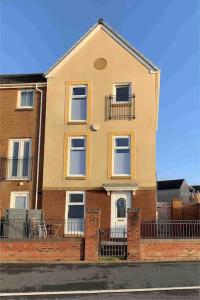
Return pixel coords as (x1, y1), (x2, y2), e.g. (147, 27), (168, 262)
(190, 185), (200, 203)
(157, 179), (190, 204)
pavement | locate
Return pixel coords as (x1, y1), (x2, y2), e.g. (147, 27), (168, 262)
(0, 261), (199, 294)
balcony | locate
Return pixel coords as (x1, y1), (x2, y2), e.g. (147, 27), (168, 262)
(0, 157), (33, 181)
(107, 94), (135, 120)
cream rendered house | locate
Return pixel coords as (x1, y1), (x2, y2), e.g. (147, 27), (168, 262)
(42, 19), (160, 233)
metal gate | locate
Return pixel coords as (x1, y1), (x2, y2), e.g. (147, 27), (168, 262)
(99, 227), (127, 259)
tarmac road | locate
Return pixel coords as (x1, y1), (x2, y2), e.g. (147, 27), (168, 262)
(0, 261), (199, 299)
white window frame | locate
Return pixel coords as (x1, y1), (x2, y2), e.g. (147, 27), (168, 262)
(65, 191), (85, 234)
(68, 136), (86, 177)
(69, 85), (87, 122)
(8, 138), (32, 180)
(113, 83), (132, 103)
(112, 136), (131, 176)
(17, 90), (34, 109)
(10, 191), (29, 209)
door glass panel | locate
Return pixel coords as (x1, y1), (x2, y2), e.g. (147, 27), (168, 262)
(117, 198), (126, 218)
(68, 205), (84, 218)
(116, 86), (129, 101)
(15, 196), (27, 209)
(12, 142), (19, 176)
(22, 142), (30, 176)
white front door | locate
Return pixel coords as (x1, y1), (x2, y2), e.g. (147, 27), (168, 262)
(111, 191), (131, 230)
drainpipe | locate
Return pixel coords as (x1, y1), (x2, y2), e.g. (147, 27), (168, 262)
(35, 84), (43, 209)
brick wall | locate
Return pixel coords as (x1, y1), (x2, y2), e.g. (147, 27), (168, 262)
(132, 190), (156, 221)
(0, 88), (46, 214)
(141, 239), (200, 261)
(0, 238), (84, 262)
(86, 190), (110, 229)
(42, 190), (66, 220)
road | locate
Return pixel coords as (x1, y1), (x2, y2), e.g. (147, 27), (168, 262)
(0, 262), (199, 299)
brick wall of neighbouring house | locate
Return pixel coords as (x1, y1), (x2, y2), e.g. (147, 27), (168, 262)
(140, 239), (200, 261)
(0, 88), (46, 215)
(0, 238), (84, 261)
(132, 190), (157, 221)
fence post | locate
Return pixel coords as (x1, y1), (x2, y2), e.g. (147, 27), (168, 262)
(127, 208), (141, 261)
(85, 208), (100, 261)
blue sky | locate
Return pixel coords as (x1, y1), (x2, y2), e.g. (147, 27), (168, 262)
(0, 0), (199, 184)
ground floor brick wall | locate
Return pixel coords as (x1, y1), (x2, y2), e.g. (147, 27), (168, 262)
(132, 190), (157, 221)
(0, 238), (84, 262)
(42, 189), (156, 228)
(140, 239), (200, 261)
(86, 190), (110, 229)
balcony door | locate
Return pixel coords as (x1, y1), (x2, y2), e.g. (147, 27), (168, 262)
(8, 139), (32, 179)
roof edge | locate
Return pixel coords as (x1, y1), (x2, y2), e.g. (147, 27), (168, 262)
(45, 19), (160, 77)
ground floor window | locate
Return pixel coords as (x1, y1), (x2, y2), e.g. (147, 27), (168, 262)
(65, 191), (85, 234)
(10, 192), (29, 209)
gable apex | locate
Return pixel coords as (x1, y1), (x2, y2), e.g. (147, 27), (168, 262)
(45, 20), (160, 77)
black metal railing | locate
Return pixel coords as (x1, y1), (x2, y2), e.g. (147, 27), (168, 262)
(107, 95), (135, 120)
(99, 227), (127, 258)
(0, 219), (84, 239)
(141, 220), (200, 239)
(0, 157), (33, 180)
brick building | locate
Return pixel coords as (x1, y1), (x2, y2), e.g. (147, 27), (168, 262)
(0, 74), (46, 215)
(0, 20), (160, 232)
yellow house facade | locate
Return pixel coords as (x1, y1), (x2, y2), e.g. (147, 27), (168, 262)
(42, 20), (160, 231)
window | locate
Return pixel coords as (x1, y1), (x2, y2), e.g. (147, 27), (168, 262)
(68, 137), (86, 176)
(10, 192), (29, 209)
(114, 84), (131, 102)
(65, 192), (85, 234)
(18, 90), (34, 108)
(70, 85), (87, 121)
(8, 139), (32, 179)
(113, 136), (130, 176)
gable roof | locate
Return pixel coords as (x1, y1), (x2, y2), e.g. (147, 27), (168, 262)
(157, 179), (185, 190)
(45, 19), (159, 77)
(0, 73), (46, 84)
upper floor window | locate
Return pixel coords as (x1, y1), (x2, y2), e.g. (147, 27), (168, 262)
(18, 90), (34, 108)
(113, 136), (130, 176)
(68, 137), (86, 176)
(70, 85), (87, 122)
(8, 139), (32, 179)
(114, 83), (131, 102)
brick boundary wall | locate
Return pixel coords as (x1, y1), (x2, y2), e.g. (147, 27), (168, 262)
(127, 208), (200, 262)
(0, 238), (84, 262)
(140, 239), (200, 262)
(85, 208), (100, 261)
